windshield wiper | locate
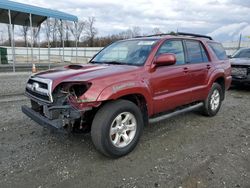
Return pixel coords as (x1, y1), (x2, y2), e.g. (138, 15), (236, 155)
(89, 61), (103, 64)
(102, 61), (125, 65)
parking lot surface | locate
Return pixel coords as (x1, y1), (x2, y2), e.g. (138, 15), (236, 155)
(0, 74), (249, 188)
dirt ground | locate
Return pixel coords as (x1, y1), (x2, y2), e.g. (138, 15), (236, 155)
(0, 84), (250, 188)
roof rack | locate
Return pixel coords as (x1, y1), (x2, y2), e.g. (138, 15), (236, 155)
(176, 32), (213, 40)
(135, 32), (213, 40)
(135, 33), (170, 38)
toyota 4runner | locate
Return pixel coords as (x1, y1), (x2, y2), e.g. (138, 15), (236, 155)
(22, 32), (232, 158)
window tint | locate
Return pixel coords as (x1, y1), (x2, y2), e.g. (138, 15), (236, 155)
(157, 40), (185, 65)
(208, 42), (227, 60)
(185, 40), (208, 63)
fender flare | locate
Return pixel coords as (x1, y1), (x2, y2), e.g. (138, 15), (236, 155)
(96, 81), (154, 115)
(205, 68), (226, 96)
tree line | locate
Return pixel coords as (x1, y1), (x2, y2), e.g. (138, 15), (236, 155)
(1, 17), (165, 48)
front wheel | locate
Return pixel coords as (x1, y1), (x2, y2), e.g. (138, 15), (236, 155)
(91, 100), (144, 158)
(201, 83), (223, 117)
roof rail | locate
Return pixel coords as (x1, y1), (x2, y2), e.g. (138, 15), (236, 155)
(176, 32), (213, 40)
(135, 32), (213, 40)
(135, 33), (170, 38)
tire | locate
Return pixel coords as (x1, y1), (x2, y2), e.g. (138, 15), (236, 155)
(91, 99), (144, 158)
(201, 83), (223, 117)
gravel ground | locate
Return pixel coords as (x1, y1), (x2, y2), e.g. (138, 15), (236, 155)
(0, 72), (31, 96)
(0, 74), (249, 188)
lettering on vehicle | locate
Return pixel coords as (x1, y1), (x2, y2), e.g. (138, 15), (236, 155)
(113, 82), (136, 92)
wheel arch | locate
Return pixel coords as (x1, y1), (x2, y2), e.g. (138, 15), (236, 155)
(214, 76), (225, 100)
(97, 83), (153, 116)
(207, 69), (226, 100)
(118, 94), (149, 126)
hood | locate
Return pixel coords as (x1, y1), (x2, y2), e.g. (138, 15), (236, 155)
(230, 58), (250, 66)
(34, 64), (141, 89)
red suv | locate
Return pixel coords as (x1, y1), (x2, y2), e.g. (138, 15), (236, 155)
(22, 32), (232, 157)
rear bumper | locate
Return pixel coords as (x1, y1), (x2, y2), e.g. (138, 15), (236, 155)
(22, 105), (67, 133)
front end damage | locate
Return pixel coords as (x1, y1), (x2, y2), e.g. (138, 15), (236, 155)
(22, 77), (101, 133)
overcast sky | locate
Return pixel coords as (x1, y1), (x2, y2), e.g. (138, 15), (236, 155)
(3, 0), (250, 41)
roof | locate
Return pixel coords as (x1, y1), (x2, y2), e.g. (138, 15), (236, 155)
(0, 0), (78, 27)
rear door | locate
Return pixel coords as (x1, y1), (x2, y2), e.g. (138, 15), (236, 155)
(150, 39), (193, 114)
(184, 40), (211, 101)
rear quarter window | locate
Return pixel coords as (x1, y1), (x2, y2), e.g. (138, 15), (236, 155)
(208, 42), (227, 60)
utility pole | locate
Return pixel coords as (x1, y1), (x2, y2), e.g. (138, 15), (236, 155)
(238, 33), (242, 50)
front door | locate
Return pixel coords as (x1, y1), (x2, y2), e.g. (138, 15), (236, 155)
(150, 40), (193, 114)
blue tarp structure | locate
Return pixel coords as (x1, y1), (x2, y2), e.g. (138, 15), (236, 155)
(0, 0), (78, 72)
(0, 0), (78, 26)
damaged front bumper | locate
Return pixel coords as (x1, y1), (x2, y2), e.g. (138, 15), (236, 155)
(21, 103), (85, 133)
(22, 105), (68, 133)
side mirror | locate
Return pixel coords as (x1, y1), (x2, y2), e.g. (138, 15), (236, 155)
(154, 53), (176, 66)
(227, 55), (232, 59)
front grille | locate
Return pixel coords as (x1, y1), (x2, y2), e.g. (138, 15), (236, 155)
(231, 67), (248, 76)
(26, 88), (50, 101)
(25, 77), (53, 103)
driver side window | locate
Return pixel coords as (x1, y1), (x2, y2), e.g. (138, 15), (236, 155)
(157, 40), (185, 65)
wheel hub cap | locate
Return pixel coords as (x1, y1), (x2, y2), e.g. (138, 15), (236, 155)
(210, 89), (220, 111)
(109, 112), (137, 148)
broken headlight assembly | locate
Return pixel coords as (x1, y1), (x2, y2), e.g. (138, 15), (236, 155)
(58, 82), (92, 100)
(54, 82), (100, 110)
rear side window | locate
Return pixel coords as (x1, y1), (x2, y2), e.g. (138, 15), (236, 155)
(185, 40), (209, 63)
(208, 42), (227, 60)
(157, 40), (185, 65)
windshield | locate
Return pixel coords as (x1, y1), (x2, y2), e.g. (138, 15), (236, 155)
(232, 48), (250, 58)
(90, 39), (158, 66)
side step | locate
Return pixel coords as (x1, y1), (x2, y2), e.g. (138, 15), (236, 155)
(149, 102), (203, 124)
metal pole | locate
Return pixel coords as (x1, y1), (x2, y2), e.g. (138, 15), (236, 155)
(48, 18), (51, 69)
(238, 33), (242, 50)
(8, 10), (15, 72)
(26, 39), (29, 63)
(61, 20), (65, 63)
(75, 21), (78, 63)
(29, 13), (34, 65)
(38, 27), (40, 64)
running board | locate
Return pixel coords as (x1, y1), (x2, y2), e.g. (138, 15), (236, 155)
(149, 102), (203, 124)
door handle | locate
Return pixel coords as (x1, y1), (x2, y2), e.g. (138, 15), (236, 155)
(207, 64), (211, 69)
(183, 67), (188, 73)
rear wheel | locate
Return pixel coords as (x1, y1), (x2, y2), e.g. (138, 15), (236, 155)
(91, 100), (144, 158)
(201, 83), (223, 117)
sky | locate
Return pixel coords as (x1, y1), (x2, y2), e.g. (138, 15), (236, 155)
(1, 0), (250, 42)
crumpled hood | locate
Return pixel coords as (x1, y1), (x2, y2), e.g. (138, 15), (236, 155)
(230, 58), (250, 66)
(34, 64), (141, 89)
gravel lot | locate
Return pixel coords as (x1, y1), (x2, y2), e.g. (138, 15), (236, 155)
(0, 73), (250, 188)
